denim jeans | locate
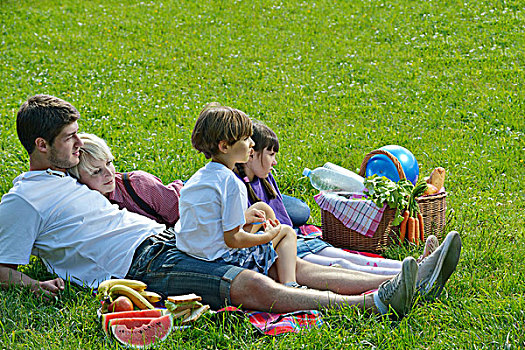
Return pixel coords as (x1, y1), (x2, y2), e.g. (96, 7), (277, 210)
(282, 194), (311, 228)
(126, 236), (244, 310)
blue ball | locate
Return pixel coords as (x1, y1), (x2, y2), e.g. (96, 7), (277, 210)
(365, 145), (419, 185)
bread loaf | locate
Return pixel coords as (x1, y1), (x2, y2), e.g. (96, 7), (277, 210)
(427, 167), (446, 191)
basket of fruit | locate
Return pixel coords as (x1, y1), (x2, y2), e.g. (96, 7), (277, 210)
(320, 149), (447, 252)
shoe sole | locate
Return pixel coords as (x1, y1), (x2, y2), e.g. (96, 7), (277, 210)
(423, 232), (462, 300)
(400, 257), (418, 316)
(417, 235), (439, 263)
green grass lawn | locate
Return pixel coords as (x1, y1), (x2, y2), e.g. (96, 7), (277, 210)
(1, 0), (524, 348)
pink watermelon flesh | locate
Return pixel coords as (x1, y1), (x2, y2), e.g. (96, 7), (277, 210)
(111, 314), (173, 348)
(109, 317), (158, 329)
(101, 309), (164, 336)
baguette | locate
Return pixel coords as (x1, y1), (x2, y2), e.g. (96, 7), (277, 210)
(427, 167), (446, 191)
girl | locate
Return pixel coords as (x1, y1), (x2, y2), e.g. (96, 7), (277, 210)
(69, 133), (183, 227)
(234, 121), (439, 275)
(174, 104), (302, 287)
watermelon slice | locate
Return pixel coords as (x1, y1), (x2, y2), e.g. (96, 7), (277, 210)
(101, 309), (165, 336)
(109, 317), (158, 329)
(111, 314), (173, 348)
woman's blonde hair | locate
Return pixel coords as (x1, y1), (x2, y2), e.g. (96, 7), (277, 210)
(191, 102), (252, 159)
(68, 133), (114, 179)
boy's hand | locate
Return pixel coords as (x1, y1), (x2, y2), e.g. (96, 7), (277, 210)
(245, 207), (267, 226)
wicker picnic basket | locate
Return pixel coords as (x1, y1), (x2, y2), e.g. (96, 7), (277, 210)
(320, 149), (447, 253)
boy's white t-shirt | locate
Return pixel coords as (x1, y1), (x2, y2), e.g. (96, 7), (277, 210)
(175, 162), (247, 261)
(0, 170), (165, 287)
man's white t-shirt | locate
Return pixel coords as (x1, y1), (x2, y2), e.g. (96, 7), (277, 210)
(0, 170), (165, 287)
(175, 162), (247, 261)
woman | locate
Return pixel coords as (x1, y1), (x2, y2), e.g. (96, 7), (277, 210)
(233, 121), (438, 275)
(68, 133), (183, 227)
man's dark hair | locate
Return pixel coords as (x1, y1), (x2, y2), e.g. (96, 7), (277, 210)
(16, 95), (80, 154)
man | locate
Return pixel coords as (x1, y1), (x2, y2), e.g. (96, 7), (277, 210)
(0, 95), (461, 318)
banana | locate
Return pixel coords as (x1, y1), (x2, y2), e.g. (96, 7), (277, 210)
(139, 290), (163, 303)
(97, 279), (147, 300)
(109, 284), (155, 310)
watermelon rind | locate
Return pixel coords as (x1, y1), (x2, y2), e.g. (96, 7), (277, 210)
(110, 314), (173, 349)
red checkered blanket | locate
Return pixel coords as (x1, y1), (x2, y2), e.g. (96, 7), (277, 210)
(218, 306), (324, 336)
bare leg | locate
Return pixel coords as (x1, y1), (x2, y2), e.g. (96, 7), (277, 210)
(302, 253), (400, 276)
(232, 257), (418, 318)
(271, 226), (298, 284)
(294, 258), (391, 295)
(248, 202), (299, 284)
(230, 269), (378, 313)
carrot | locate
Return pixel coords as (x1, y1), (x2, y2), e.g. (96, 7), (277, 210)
(417, 212), (425, 242)
(407, 217), (416, 243)
(414, 217), (420, 246)
(398, 210), (410, 245)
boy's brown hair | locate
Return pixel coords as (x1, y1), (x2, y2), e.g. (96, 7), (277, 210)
(191, 103), (252, 159)
(17, 94), (80, 155)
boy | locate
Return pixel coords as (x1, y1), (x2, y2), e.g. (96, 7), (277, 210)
(175, 103), (303, 287)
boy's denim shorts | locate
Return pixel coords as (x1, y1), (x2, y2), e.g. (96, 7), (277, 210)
(126, 235), (244, 310)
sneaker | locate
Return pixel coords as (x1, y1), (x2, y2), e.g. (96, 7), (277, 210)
(373, 256), (418, 318)
(417, 235), (440, 263)
(416, 231), (462, 301)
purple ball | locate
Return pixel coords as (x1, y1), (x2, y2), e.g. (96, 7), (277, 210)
(365, 145), (419, 185)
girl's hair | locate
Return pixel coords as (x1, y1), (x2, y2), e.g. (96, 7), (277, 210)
(68, 133), (114, 179)
(235, 121), (279, 203)
(251, 121), (279, 154)
(191, 102), (252, 159)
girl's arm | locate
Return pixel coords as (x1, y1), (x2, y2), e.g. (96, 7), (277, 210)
(224, 223), (282, 249)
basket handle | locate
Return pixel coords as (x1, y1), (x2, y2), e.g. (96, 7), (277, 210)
(358, 149), (406, 179)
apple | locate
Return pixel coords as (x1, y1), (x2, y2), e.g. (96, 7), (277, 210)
(108, 296), (134, 313)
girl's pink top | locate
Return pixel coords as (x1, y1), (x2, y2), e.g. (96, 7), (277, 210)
(108, 170), (183, 227)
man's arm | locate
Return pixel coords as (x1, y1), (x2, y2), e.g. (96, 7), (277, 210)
(0, 190), (64, 297)
(0, 263), (64, 298)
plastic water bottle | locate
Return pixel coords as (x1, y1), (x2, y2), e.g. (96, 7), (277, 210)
(303, 166), (366, 193)
(323, 162), (366, 192)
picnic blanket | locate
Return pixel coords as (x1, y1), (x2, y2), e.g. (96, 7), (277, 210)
(217, 306), (323, 336)
(298, 224), (323, 237)
(314, 192), (385, 238)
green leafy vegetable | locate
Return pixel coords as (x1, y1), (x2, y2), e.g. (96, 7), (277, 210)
(164, 300), (178, 313)
(364, 175), (413, 225)
(407, 180), (428, 217)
